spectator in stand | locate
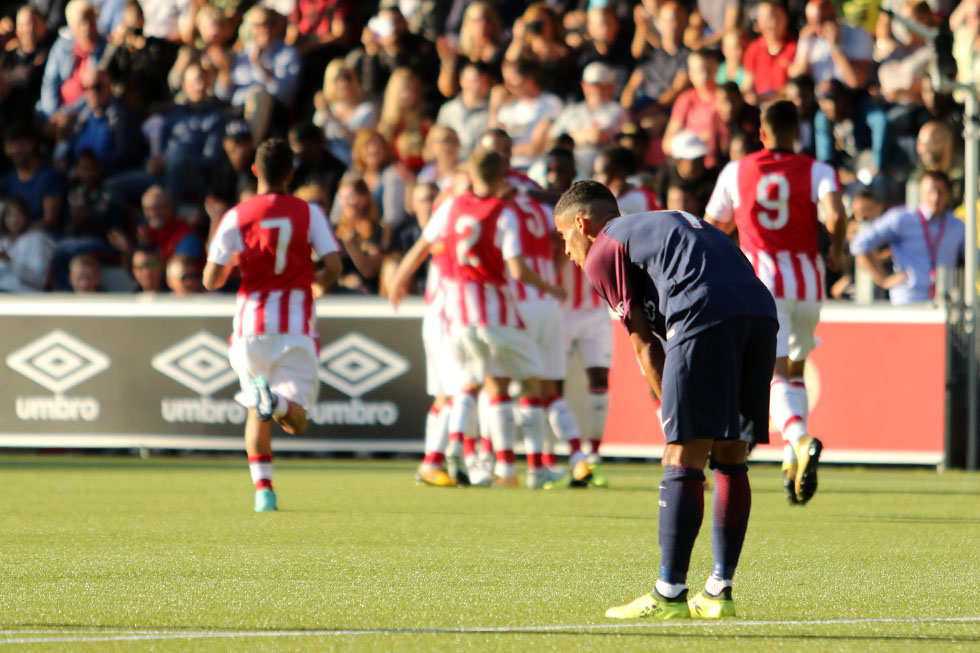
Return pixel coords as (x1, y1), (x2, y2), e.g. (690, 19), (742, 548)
(205, 120), (256, 221)
(573, 6), (633, 99)
(785, 74), (817, 155)
(951, 0), (980, 96)
(630, 0), (661, 60)
(130, 185), (204, 264)
(285, 0), (354, 115)
(662, 49), (722, 169)
(906, 121), (964, 209)
(334, 174), (391, 294)
(851, 171), (965, 305)
(814, 78), (889, 186)
(716, 28), (746, 88)
(623, 1), (690, 117)
(139, 0), (189, 43)
(436, 61), (492, 160)
(339, 128), (407, 229)
(165, 254), (202, 295)
(377, 67), (430, 164)
(287, 121), (345, 202)
(666, 180), (697, 213)
(651, 130), (718, 217)
(0, 195), (55, 292)
(543, 146), (577, 194)
(684, 0), (739, 51)
(727, 130), (759, 162)
(788, 0), (872, 89)
(504, 3), (575, 98)
(549, 62), (628, 180)
(102, 0), (175, 114)
(715, 81), (760, 163)
(614, 121), (651, 171)
(492, 58), (563, 171)
(130, 244), (164, 292)
(167, 6), (233, 99)
(346, 5), (439, 109)
(0, 122), (66, 231)
(741, 0), (796, 105)
(37, 0), (106, 121)
(417, 126), (460, 191)
(63, 67), (145, 176)
(68, 252), (100, 292)
(383, 181), (437, 294)
(313, 58), (377, 166)
(592, 145), (663, 215)
(224, 5), (301, 143)
(436, 1), (505, 99)
(829, 188), (886, 299)
(1, 6), (50, 119)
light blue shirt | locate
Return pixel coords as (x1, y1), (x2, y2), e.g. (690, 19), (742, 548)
(850, 206), (966, 305)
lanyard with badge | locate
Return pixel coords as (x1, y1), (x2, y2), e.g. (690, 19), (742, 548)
(917, 209), (947, 299)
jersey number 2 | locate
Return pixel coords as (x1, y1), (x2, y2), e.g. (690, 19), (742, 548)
(455, 216), (482, 267)
(756, 173), (790, 230)
(259, 218), (292, 274)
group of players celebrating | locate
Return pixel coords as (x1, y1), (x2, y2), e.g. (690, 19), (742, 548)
(202, 98), (845, 620)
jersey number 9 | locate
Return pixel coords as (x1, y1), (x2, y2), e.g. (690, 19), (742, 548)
(756, 173), (790, 230)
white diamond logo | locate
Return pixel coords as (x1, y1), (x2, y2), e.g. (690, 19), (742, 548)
(318, 332), (409, 397)
(6, 330), (110, 394)
(151, 331), (238, 396)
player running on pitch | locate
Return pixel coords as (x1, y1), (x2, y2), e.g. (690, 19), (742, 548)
(555, 181), (777, 619)
(705, 100), (846, 505)
(204, 139), (342, 512)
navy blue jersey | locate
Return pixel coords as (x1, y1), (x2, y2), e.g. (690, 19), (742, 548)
(584, 211), (777, 346)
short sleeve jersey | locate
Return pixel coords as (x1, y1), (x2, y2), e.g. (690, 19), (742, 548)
(584, 211), (776, 346)
(705, 149), (838, 300)
(508, 195), (556, 302)
(208, 193), (339, 338)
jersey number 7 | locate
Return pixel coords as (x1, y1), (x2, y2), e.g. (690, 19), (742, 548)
(260, 218), (293, 274)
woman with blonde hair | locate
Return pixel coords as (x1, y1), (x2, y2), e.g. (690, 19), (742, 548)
(313, 58), (377, 165)
(333, 174), (391, 295)
(437, 1), (505, 98)
(416, 126), (460, 191)
(377, 68), (430, 160)
(333, 128), (408, 229)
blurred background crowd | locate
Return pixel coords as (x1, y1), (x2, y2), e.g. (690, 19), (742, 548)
(0, 0), (972, 303)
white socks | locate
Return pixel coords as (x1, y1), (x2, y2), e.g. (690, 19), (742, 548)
(586, 389), (609, 439)
(546, 396), (581, 442)
(770, 377), (807, 446)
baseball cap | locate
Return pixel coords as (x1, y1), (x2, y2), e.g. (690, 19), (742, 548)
(225, 120), (252, 142)
(582, 62), (614, 85)
(671, 130), (707, 160)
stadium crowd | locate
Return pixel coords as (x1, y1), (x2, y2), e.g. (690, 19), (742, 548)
(0, 0), (972, 304)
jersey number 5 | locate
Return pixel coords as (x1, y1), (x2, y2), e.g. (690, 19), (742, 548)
(756, 173), (790, 230)
(455, 216), (482, 267)
(259, 218), (293, 274)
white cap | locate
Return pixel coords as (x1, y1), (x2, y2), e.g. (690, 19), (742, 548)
(582, 62), (614, 85)
(671, 130), (707, 160)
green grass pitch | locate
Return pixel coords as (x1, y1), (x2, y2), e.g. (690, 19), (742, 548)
(2, 454), (980, 651)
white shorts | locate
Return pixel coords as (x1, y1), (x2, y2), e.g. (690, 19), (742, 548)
(562, 307), (613, 369)
(517, 298), (566, 380)
(451, 324), (543, 382)
(422, 309), (460, 397)
(229, 333), (320, 409)
(774, 299), (821, 361)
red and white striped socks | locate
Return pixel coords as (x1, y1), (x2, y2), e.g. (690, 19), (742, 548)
(248, 454), (273, 491)
(770, 377), (808, 450)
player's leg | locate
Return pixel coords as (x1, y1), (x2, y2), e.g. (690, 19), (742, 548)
(419, 311), (457, 485)
(767, 300), (809, 503)
(787, 301), (823, 504)
(264, 337), (322, 436)
(580, 308), (613, 485)
(484, 375), (518, 487)
(245, 409), (277, 512)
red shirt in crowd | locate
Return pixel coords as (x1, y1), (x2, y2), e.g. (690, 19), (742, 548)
(743, 35), (797, 99)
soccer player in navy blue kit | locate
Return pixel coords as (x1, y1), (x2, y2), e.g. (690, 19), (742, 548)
(553, 181), (778, 619)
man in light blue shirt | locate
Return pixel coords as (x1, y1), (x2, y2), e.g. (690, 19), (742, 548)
(850, 171), (965, 305)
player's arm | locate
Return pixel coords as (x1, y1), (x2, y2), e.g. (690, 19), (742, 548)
(312, 252), (342, 297)
(203, 208), (241, 291)
(820, 190), (847, 271)
(309, 202), (344, 297)
(704, 162), (737, 234)
(628, 305), (666, 399)
(388, 235), (433, 309)
(505, 255), (566, 300)
(499, 206), (565, 300)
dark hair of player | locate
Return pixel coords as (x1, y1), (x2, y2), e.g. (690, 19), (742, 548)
(762, 100), (799, 137)
(547, 147), (576, 165)
(468, 146), (506, 186)
(554, 180), (620, 225)
(255, 138), (294, 187)
(597, 146), (637, 179)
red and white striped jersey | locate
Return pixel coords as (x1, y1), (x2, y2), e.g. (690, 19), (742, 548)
(423, 245), (450, 317)
(558, 261), (604, 312)
(507, 168), (543, 192)
(617, 186), (663, 215)
(508, 195), (556, 302)
(705, 149), (838, 301)
(208, 193), (339, 339)
(423, 190), (524, 329)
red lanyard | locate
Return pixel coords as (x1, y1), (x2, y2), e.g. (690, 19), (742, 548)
(917, 209), (947, 297)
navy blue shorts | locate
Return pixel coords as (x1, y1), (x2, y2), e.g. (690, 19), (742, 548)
(660, 316), (777, 445)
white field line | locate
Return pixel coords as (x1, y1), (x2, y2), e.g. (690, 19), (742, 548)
(2, 617), (980, 644)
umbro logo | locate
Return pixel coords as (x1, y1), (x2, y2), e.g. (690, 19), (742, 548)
(6, 330), (110, 394)
(318, 333), (409, 397)
(152, 331), (238, 396)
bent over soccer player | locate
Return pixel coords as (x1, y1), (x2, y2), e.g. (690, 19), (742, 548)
(203, 139), (342, 512)
(554, 181), (777, 619)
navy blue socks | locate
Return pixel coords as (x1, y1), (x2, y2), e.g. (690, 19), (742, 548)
(658, 465), (705, 585)
(710, 461), (751, 582)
